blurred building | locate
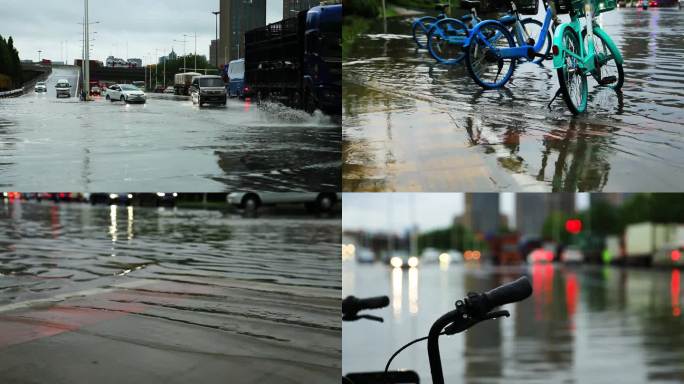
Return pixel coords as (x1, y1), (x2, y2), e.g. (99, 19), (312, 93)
(127, 58), (142, 68)
(209, 40), (219, 67)
(462, 194), (500, 236)
(516, 193), (575, 237)
(590, 193), (632, 207)
(283, 0), (317, 18)
(219, 0), (267, 65)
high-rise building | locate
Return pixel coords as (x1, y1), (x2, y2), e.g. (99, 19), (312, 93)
(283, 0), (318, 19)
(209, 40), (219, 67)
(516, 193), (576, 237)
(590, 193), (632, 207)
(462, 194), (500, 236)
(219, 0), (267, 66)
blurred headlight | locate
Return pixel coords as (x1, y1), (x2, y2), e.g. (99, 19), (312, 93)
(390, 256), (403, 268)
(109, 194), (118, 199)
(439, 253), (451, 264)
(408, 256), (419, 268)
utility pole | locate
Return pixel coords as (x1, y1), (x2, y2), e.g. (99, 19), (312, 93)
(194, 32), (197, 72)
(83, 0), (89, 101)
(163, 52), (166, 87)
(155, 48), (158, 89)
(38, 50), (42, 62)
(212, 11), (220, 68)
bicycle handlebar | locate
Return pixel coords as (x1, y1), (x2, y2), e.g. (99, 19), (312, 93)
(484, 276), (533, 311)
(342, 295), (390, 322)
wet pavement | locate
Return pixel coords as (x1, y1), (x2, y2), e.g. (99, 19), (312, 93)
(0, 201), (341, 383)
(0, 67), (341, 192)
(343, 8), (684, 192)
(343, 260), (684, 383)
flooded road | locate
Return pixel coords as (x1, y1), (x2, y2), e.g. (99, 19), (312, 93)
(343, 8), (684, 192)
(0, 201), (340, 383)
(343, 261), (684, 383)
(0, 67), (341, 192)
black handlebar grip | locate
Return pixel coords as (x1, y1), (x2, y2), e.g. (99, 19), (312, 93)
(484, 276), (532, 310)
(358, 296), (390, 310)
(342, 295), (390, 315)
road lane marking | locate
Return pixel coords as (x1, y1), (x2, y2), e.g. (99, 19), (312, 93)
(0, 279), (153, 314)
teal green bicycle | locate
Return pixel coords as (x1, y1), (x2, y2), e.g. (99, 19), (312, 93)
(551, 0), (624, 114)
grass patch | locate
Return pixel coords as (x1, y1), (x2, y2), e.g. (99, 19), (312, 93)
(343, 16), (372, 59)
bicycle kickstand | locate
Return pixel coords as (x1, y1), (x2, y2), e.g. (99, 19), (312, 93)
(547, 88), (562, 109)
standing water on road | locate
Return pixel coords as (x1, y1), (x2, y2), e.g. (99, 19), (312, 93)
(343, 261), (684, 383)
(343, 8), (684, 192)
(0, 201), (341, 383)
(0, 67), (341, 192)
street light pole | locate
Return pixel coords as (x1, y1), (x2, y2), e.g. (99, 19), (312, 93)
(155, 48), (158, 89)
(38, 50), (42, 62)
(83, 0), (89, 101)
(212, 11), (220, 68)
(194, 32), (197, 72)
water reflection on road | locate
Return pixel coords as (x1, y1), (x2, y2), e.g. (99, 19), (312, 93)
(343, 8), (684, 192)
(343, 261), (684, 383)
(0, 202), (341, 382)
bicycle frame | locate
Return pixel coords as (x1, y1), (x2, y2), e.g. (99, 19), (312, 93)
(551, 6), (624, 74)
(464, 5), (555, 60)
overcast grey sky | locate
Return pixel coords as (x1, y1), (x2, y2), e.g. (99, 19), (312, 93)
(2, 0), (283, 64)
(342, 193), (590, 233)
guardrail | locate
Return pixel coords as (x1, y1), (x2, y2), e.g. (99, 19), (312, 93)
(0, 88), (24, 98)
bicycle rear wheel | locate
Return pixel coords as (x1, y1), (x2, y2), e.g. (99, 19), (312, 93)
(557, 28), (588, 114)
(465, 22), (517, 89)
(583, 28), (624, 91)
(427, 18), (468, 65)
(412, 16), (437, 49)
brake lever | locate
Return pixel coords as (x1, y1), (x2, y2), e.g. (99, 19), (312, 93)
(442, 309), (510, 335)
(342, 314), (384, 323)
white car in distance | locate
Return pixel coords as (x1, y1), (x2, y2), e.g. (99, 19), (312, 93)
(106, 84), (146, 104)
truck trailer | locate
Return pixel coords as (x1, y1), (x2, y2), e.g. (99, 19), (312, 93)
(174, 72), (202, 96)
(244, 4), (341, 115)
(625, 222), (684, 266)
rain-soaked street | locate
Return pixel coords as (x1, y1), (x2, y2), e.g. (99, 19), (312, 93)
(0, 201), (340, 383)
(0, 67), (341, 192)
(343, 261), (684, 383)
(343, 8), (684, 192)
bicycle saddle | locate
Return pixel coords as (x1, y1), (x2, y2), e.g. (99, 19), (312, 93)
(434, 3), (450, 12)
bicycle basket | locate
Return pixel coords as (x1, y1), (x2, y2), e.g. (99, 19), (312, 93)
(514, 0), (539, 14)
(554, 0), (573, 14)
(570, 0), (617, 15)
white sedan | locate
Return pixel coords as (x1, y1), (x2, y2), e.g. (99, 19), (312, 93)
(105, 84), (146, 104)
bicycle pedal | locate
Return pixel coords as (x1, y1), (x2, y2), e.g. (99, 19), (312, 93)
(598, 75), (617, 85)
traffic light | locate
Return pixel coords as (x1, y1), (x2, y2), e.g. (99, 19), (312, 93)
(565, 219), (582, 234)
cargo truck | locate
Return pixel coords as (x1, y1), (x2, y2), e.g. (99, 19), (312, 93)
(174, 72), (202, 95)
(244, 4), (341, 115)
(625, 222), (684, 266)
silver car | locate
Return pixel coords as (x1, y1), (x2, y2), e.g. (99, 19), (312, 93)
(34, 81), (47, 93)
(227, 192), (339, 212)
(55, 79), (71, 98)
(106, 84), (146, 104)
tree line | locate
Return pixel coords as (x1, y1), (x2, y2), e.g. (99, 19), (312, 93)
(0, 35), (23, 89)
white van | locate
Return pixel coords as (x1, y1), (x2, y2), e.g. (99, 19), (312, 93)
(227, 59), (247, 98)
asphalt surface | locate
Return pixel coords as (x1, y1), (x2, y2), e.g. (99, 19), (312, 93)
(343, 8), (684, 192)
(343, 260), (684, 383)
(0, 202), (341, 383)
(0, 66), (341, 192)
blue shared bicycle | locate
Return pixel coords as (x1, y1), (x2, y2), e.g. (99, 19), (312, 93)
(426, 0), (552, 66)
(463, 0), (556, 88)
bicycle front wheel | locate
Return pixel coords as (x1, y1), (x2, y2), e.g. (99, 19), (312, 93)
(557, 27), (588, 115)
(413, 16), (437, 49)
(584, 28), (624, 91)
(427, 18), (468, 65)
(465, 22), (517, 89)
(519, 18), (552, 65)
